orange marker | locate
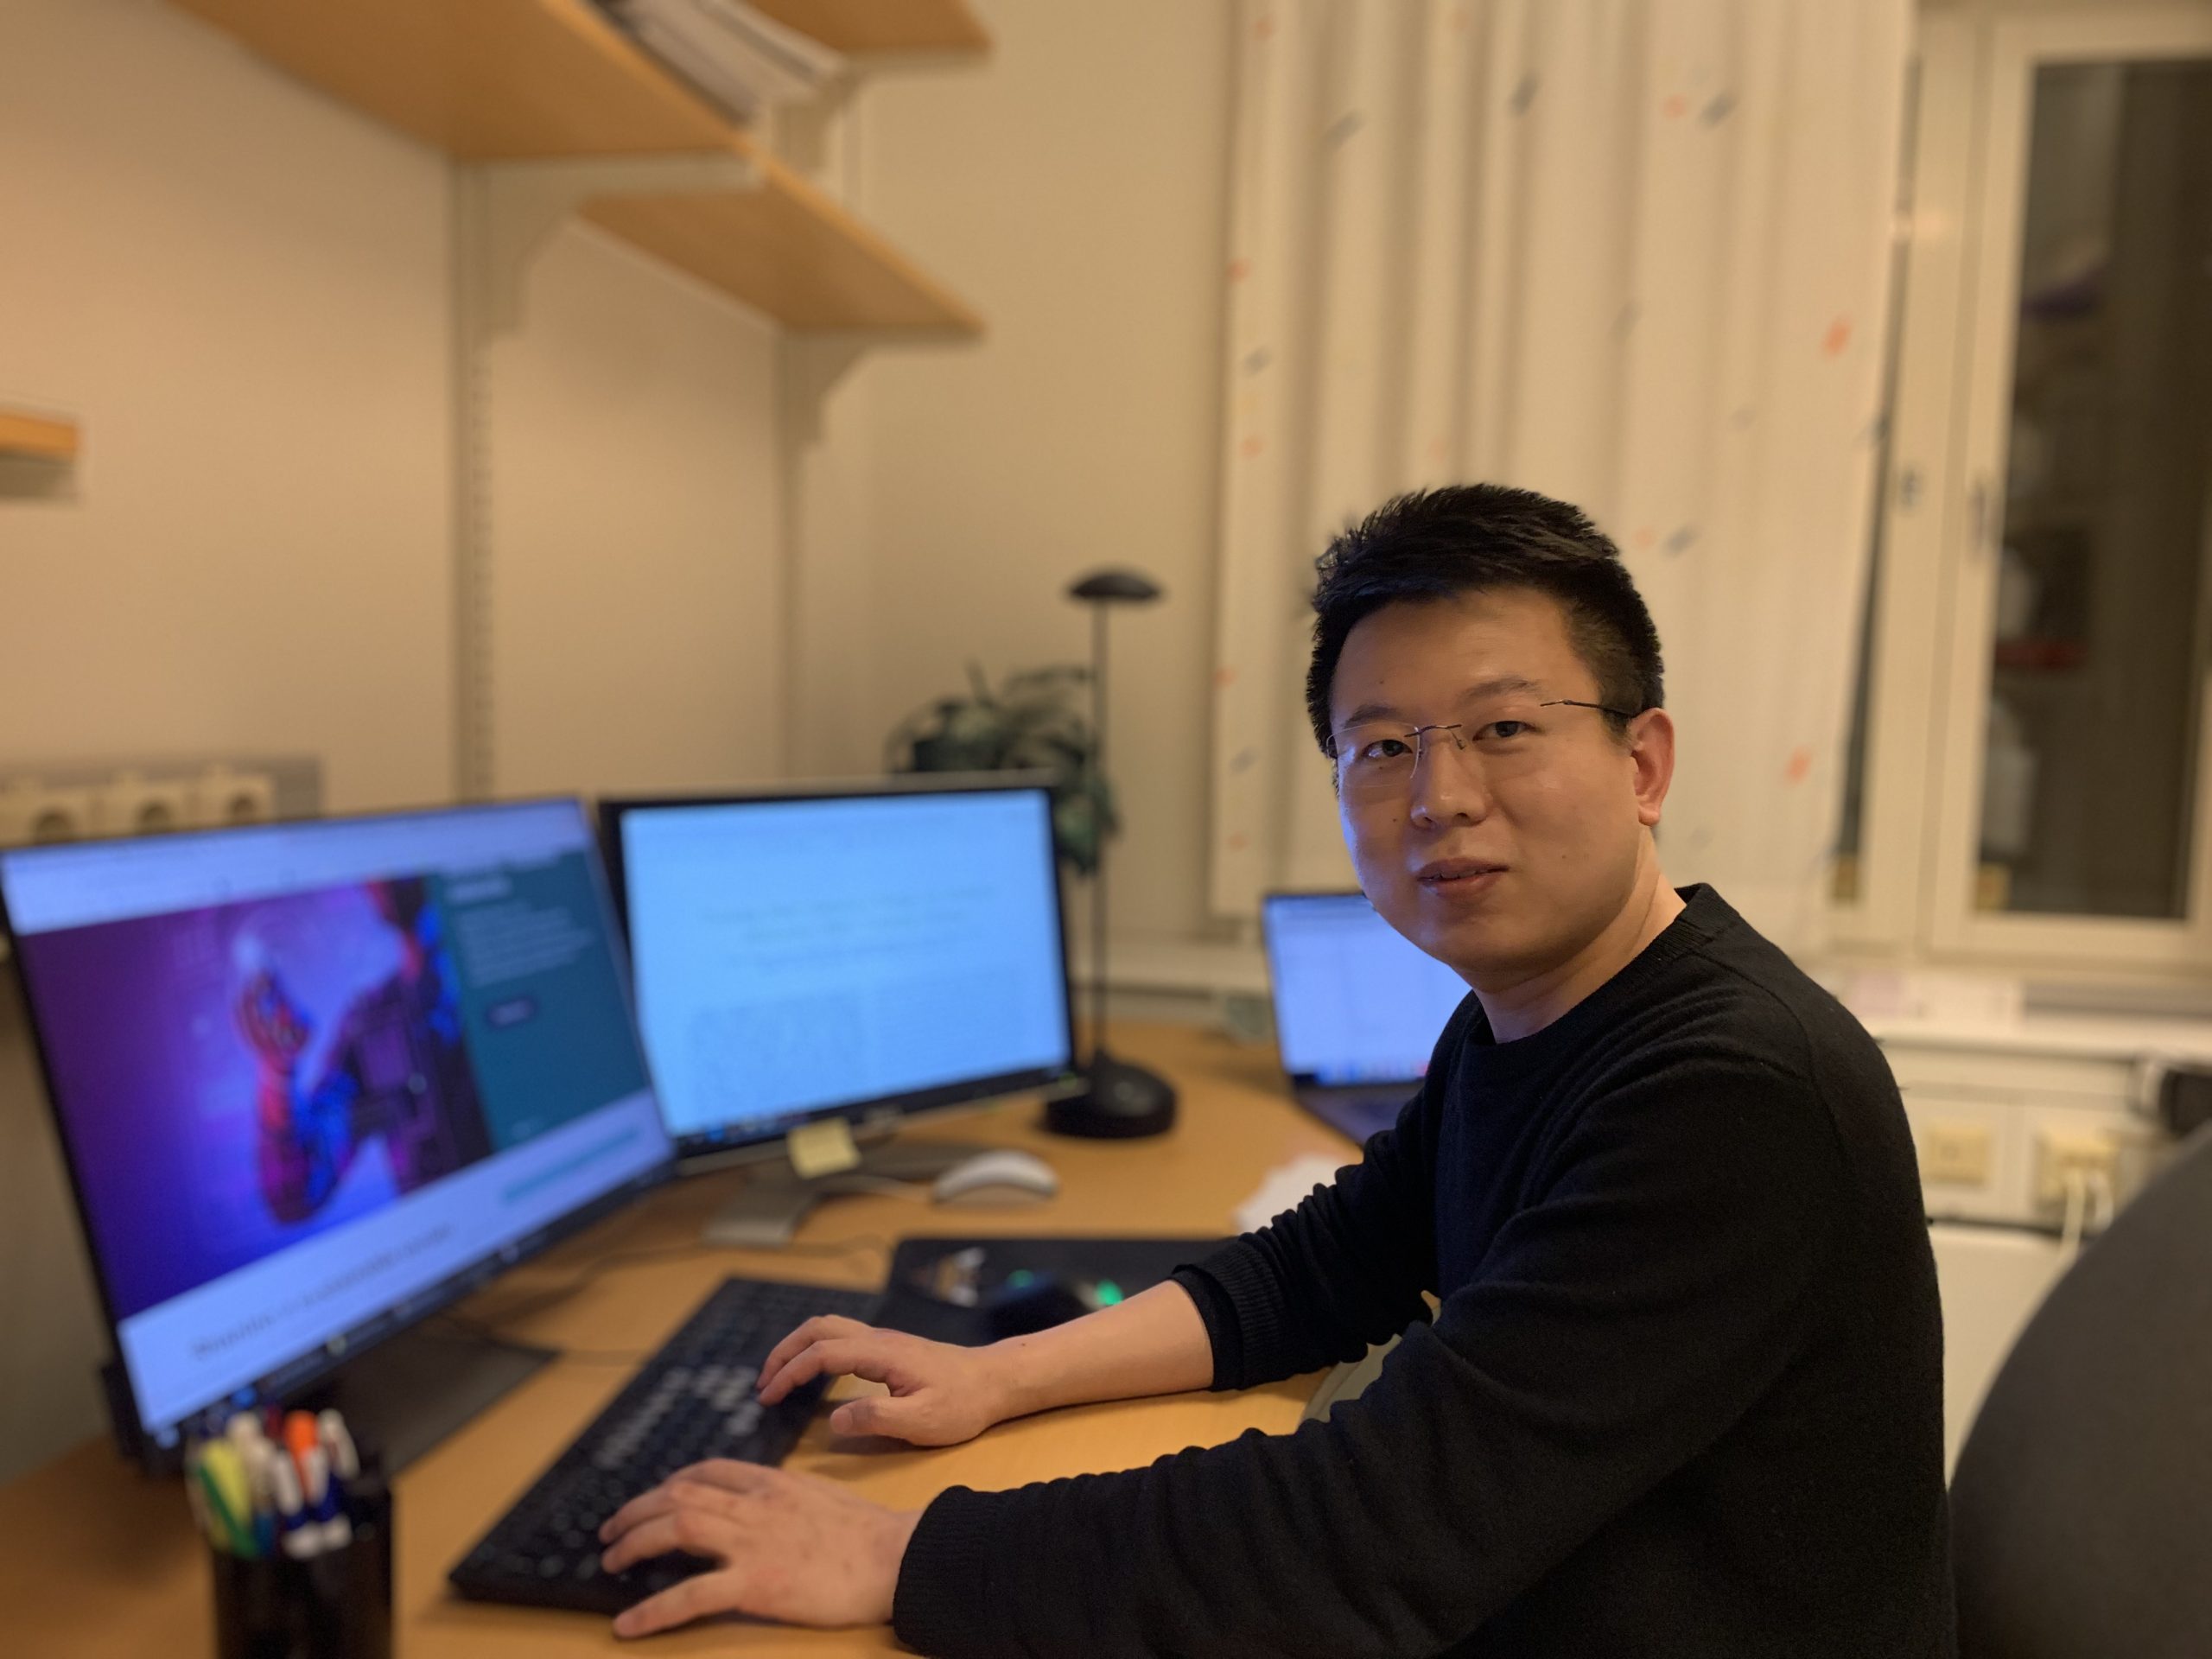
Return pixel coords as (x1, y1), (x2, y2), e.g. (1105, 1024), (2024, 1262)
(283, 1410), (321, 1473)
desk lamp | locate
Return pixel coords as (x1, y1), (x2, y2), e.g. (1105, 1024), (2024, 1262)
(1048, 569), (1179, 1138)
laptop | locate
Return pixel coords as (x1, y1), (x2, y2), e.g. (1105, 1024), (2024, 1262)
(1261, 892), (1471, 1142)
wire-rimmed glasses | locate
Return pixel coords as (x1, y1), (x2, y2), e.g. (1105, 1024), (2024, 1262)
(1328, 698), (1640, 802)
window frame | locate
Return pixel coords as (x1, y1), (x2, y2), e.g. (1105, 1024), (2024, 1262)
(1840, 4), (2212, 975)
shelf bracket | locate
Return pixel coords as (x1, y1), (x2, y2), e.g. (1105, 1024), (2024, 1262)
(448, 149), (758, 801)
(455, 151), (762, 343)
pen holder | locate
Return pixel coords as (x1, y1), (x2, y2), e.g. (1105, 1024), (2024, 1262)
(209, 1482), (393, 1659)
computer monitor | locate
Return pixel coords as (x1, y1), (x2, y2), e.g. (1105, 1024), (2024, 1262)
(1262, 891), (1470, 1087)
(600, 779), (1077, 1170)
(0, 800), (672, 1465)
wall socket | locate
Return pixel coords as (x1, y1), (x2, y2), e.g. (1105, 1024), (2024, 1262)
(0, 757), (321, 849)
(2034, 1128), (2119, 1209)
(1918, 1120), (1995, 1187)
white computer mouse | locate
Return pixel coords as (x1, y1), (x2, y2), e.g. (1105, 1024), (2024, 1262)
(931, 1148), (1060, 1205)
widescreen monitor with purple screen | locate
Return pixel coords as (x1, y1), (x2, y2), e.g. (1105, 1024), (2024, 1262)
(0, 800), (671, 1453)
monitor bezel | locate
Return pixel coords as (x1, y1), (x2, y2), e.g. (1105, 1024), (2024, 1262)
(598, 772), (1080, 1166)
(0, 796), (676, 1465)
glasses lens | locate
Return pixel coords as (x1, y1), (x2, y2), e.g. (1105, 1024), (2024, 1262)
(1336, 728), (1419, 798)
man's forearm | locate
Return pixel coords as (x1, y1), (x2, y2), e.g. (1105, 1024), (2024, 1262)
(989, 1281), (1214, 1419)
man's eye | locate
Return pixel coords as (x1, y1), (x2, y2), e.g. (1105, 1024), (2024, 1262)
(1482, 721), (1530, 741)
(1359, 737), (1413, 762)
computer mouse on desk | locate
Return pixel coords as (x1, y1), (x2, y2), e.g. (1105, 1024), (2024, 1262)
(931, 1148), (1060, 1205)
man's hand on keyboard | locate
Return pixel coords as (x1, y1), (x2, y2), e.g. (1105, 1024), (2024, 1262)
(756, 1316), (1014, 1446)
(598, 1459), (920, 1636)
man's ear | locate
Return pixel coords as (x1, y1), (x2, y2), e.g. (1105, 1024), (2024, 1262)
(1628, 709), (1675, 829)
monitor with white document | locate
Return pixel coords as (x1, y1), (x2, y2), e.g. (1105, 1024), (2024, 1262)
(0, 799), (673, 1469)
(599, 777), (1078, 1241)
(1261, 890), (1471, 1142)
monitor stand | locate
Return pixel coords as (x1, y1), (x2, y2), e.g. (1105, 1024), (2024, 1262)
(108, 1322), (557, 1477)
(702, 1137), (997, 1249)
(315, 1322), (559, 1475)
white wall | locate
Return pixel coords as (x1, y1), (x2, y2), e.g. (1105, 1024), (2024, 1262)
(802, 0), (1236, 945)
(0, 0), (456, 810)
(0, 0), (458, 1484)
(0, 0), (790, 1483)
(0, 0), (1232, 1485)
(484, 224), (787, 799)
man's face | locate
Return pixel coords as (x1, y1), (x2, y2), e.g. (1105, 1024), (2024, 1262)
(1327, 588), (1668, 988)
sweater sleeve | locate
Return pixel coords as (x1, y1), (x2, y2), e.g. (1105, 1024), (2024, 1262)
(893, 1057), (1848, 1659)
(1166, 996), (1474, 1388)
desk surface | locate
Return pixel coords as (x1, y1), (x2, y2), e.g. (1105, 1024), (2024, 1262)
(0, 1024), (1354, 1658)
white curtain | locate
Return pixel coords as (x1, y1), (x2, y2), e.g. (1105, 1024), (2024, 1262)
(1207, 0), (1910, 953)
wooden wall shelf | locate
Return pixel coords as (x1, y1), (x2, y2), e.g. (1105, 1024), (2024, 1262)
(582, 145), (982, 333)
(169, 0), (734, 161)
(0, 410), (79, 462)
(747, 0), (990, 56)
(165, 0), (982, 334)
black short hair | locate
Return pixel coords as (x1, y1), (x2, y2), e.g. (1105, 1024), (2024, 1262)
(1306, 483), (1665, 754)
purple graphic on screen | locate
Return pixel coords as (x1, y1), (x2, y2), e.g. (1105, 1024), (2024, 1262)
(21, 881), (487, 1323)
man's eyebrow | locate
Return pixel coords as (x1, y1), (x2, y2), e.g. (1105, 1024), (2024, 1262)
(1337, 677), (1546, 728)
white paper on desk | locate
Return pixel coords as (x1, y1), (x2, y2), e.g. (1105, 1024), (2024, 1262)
(1234, 1154), (1348, 1234)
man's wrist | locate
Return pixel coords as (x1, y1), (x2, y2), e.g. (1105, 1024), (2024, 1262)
(871, 1506), (925, 1624)
(985, 1332), (1052, 1423)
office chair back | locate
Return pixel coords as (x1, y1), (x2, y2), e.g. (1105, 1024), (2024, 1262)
(1949, 1127), (2212, 1658)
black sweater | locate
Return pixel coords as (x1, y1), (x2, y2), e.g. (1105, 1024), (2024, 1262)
(893, 887), (1954, 1657)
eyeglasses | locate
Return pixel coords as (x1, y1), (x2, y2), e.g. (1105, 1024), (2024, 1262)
(1328, 699), (1642, 801)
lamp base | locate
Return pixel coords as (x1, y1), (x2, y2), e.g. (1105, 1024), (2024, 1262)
(1046, 1051), (1179, 1139)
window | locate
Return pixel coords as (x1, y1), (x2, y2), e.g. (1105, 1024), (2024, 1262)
(1838, 5), (2212, 973)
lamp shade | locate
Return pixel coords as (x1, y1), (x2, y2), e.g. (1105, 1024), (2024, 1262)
(1066, 569), (1162, 603)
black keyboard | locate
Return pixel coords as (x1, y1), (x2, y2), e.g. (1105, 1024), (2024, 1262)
(449, 1274), (881, 1615)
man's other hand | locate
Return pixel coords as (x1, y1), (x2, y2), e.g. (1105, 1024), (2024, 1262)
(757, 1315), (1015, 1446)
(598, 1460), (920, 1637)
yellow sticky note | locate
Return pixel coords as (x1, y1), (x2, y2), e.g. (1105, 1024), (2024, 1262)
(787, 1117), (861, 1180)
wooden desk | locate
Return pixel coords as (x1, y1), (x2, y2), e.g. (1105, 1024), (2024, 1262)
(0, 1025), (1353, 1657)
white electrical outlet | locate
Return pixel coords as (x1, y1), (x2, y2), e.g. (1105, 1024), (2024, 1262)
(0, 783), (99, 848)
(2034, 1128), (2119, 1210)
(96, 772), (194, 838)
(2, 759), (317, 849)
(191, 766), (276, 829)
(1920, 1120), (1995, 1188)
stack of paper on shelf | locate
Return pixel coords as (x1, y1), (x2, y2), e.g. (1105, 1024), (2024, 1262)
(604, 0), (846, 124)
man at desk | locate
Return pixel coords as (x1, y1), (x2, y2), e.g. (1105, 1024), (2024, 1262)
(598, 485), (1952, 1656)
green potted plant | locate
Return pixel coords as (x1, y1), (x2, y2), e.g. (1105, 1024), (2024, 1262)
(884, 663), (1116, 875)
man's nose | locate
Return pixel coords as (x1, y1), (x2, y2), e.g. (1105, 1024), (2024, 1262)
(1408, 732), (1493, 828)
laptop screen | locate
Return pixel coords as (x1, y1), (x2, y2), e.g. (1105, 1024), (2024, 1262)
(1262, 893), (1469, 1086)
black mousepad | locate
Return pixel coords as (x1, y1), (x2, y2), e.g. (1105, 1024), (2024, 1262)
(879, 1235), (1226, 1346)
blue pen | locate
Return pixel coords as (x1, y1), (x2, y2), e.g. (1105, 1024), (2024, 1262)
(295, 1443), (351, 1554)
(242, 1440), (280, 1558)
(268, 1446), (315, 1560)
